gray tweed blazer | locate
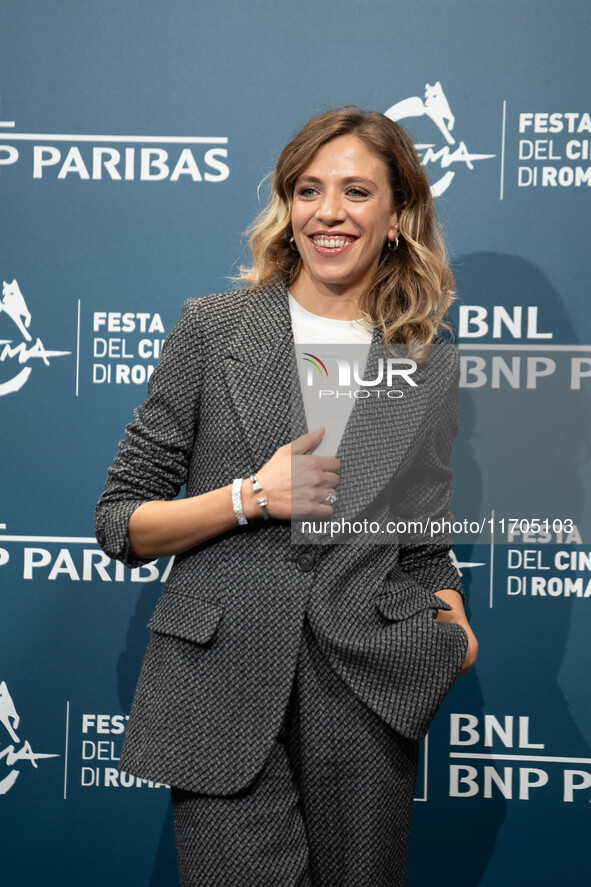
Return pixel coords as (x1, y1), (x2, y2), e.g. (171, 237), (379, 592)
(95, 283), (467, 795)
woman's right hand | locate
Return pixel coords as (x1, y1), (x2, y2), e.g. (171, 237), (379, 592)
(128, 428), (340, 560)
(245, 427), (341, 521)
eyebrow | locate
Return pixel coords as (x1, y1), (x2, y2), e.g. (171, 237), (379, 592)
(295, 175), (377, 188)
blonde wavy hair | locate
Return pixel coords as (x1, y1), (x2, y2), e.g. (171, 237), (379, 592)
(238, 107), (455, 345)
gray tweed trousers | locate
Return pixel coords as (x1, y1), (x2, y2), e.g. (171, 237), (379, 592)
(171, 619), (419, 887)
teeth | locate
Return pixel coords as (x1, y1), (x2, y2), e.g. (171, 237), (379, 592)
(312, 236), (353, 248)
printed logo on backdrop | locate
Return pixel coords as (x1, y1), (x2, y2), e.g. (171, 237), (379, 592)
(456, 302), (591, 391)
(80, 713), (167, 790)
(449, 549), (485, 577)
(518, 111), (591, 189)
(450, 528), (586, 606)
(385, 82), (495, 195)
(0, 533), (173, 583)
(0, 681), (58, 795)
(0, 284), (170, 396)
(0, 96), (229, 183)
(504, 533), (588, 600)
(448, 713), (591, 804)
(92, 310), (167, 388)
(0, 279), (71, 396)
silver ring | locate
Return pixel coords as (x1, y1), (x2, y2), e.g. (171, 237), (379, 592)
(325, 489), (337, 506)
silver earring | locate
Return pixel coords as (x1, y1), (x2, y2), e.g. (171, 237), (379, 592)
(387, 237), (400, 251)
(289, 236), (299, 252)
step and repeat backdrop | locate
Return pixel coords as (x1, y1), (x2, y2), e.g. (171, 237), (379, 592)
(1, 2), (589, 884)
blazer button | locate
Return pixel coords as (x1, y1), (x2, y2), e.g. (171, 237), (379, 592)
(296, 552), (315, 572)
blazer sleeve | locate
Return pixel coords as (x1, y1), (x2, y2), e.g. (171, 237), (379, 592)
(95, 298), (204, 568)
(396, 344), (465, 601)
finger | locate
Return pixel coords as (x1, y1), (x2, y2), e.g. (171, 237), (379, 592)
(292, 502), (336, 520)
(291, 456), (340, 480)
(290, 465), (340, 490)
(311, 456), (340, 472)
(291, 427), (325, 455)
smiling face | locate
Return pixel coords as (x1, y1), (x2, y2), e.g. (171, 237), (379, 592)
(290, 134), (399, 307)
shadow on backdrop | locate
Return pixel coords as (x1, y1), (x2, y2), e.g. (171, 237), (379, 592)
(408, 253), (591, 886)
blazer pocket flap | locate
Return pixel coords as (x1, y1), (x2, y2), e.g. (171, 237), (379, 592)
(375, 581), (452, 622)
(147, 592), (223, 644)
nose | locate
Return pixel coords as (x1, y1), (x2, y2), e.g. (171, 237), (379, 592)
(316, 188), (345, 224)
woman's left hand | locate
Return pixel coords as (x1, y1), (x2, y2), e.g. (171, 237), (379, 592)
(434, 588), (479, 675)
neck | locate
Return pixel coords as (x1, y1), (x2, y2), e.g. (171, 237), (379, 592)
(289, 275), (361, 321)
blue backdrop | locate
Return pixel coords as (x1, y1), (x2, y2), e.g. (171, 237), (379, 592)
(1, 2), (590, 884)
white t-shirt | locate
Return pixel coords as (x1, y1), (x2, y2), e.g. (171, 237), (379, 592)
(289, 293), (373, 457)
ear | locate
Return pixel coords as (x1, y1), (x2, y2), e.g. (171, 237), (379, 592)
(387, 211), (400, 243)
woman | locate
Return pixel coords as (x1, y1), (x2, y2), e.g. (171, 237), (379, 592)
(96, 107), (478, 887)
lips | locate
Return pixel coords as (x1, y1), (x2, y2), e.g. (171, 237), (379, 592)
(308, 233), (357, 254)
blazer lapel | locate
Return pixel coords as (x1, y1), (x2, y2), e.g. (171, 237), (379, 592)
(223, 283), (307, 467)
(332, 332), (433, 520)
(224, 282), (437, 523)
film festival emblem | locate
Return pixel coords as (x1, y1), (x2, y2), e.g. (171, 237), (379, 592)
(0, 681), (58, 795)
(385, 81), (495, 195)
(0, 278), (71, 396)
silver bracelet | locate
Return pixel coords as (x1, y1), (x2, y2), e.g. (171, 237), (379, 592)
(256, 496), (270, 521)
(231, 478), (248, 526)
(250, 475), (269, 520)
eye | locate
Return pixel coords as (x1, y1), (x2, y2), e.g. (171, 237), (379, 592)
(346, 187), (370, 198)
(296, 186), (318, 198)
